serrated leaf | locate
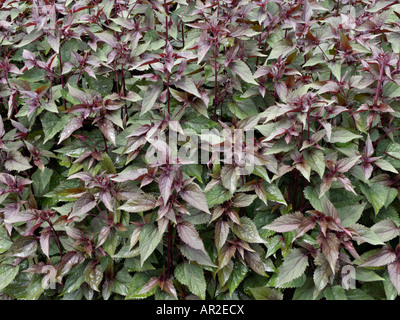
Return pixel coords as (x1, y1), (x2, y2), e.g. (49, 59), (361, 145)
(328, 128), (362, 143)
(231, 217), (265, 243)
(276, 248), (309, 287)
(177, 221), (206, 252)
(84, 263), (103, 292)
(317, 232), (340, 272)
(303, 149), (325, 178)
(371, 219), (400, 242)
(337, 203), (366, 227)
(70, 192), (96, 218)
(263, 211), (304, 233)
(179, 244), (217, 268)
(58, 117), (83, 144)
(41, 113), (69, 144)
(139, 223), (164, 267)
(118, 193), (157, 213)
(249, 286), (283, 300)
(355, 268), (385, 282)
(180, 182), (210, 213)
(230, 60), (258, 85)
(126, 273), (157, 299)
(5, 150), (32, 172)
(0, 263), (20, 291)
(360, 246), (396, 267)
(227, 262), (248, 296)
(263, 182), (287, 205)
(175, 77), (201, 98)
(388, 261), (400, 295)
(140, 84), (162, 116)
(205, 184), (232, 207)
(360, 184), (397, 215)
(324, 285), (347, 300)
(175, 262), (206, 300)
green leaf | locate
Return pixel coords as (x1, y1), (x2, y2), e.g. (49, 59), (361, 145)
(313, 255), (332, 292)
(263, 182), (287, 205)
(230, 60), (258, 85)
(227, 261), (248, 296)
(179, 244), (217, 268)
(0, 263), (20, 291)
(84, 263), (103, 292)
(61, 263), (86, 295)
(337, 203), (366, 227)
(126, 273), (157, 299)
(356, 268), (384, 282)
(175, 262), (206, 300)
(374, 158), (398, 174)
(175, 77), (201, 98)
(303, 149), (325, 178)
(371, 219), (400, 242)
(360, 183), (397, 215)
(41, 113), (69, 144)
(267, 39), (296, 61)
(181, 164), (203, 183)
(5, 150), (32, 171)
(32, 167), (53, 196)
(231, 217), (265, 243)
(205, 184), (232, 207)
(328, 128), (362, 143)
(352, 224), (385, 245)
(140, 84), (162, 116)
(221, 165), (240, 194)
(118, 193), (157, 212)
(180, 182), (210, 213)
(139, 223), (164, 267)
(383, 270), (398, 300)
(324, 285), (348, 300)
(86, 76), (113, 96)
(227, 99), (258, 119)
(249, 286), (283, 300)
(14, 30), (44, 48)
(304, 186), (324, 211)
(7, 236), (37, 258)
(0, 228), (13, 254)
(385, 142), (400, 168)
(276, 248), (309, 287)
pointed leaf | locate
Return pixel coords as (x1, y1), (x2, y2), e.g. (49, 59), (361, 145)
(139, 223), (164, 267)
(175, 262), (206, 300)
(177, 221), (206, 253)
(140, 84), (162, 116)
(230, 60), (258, 85)
(361, 246), (396, 267)
(58, 117), (83, 144)
(276, 248), (309, 287)
(70, 193), (96, 219)
(263, 212), (304, 233)
(180, 182), (210, 213)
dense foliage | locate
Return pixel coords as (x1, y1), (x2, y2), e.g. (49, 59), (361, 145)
(1, 0), (400, 301)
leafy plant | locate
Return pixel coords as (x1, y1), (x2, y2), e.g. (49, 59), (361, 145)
(1, 0), (400, 301)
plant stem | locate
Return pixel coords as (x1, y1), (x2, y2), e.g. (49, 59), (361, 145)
(374, 61), (385, 106)
(213, 38), (219, 121)
(373, 126), (400, 147)
(47, 218), (63, 257)
(164, 0), (171, 119)
(58, 48), (67, 110)
(166, 222), (173, 278)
